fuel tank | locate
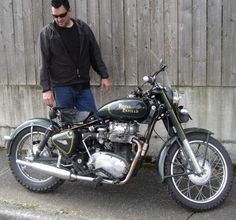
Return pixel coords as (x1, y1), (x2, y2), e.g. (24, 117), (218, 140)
(98, 98), (150, 121)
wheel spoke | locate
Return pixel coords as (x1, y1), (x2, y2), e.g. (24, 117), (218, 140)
(204, 180), (219, 197)
(175, 175), (189, 187)
(179, 181), (195, 199)
(194, 144), (202, 156)
(194, 185), (208, 201)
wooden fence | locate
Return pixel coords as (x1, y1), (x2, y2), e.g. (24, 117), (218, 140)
(0, 0), (236, 87)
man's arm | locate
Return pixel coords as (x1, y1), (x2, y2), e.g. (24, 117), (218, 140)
(85, 24), (109, 78)
(39, 28), (54, 106)
(39, 27), (52, 92)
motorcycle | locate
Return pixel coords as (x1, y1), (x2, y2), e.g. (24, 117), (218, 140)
(4, 60), (233, 211)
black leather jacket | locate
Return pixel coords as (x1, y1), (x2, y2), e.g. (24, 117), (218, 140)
(39, 19), (108, 92)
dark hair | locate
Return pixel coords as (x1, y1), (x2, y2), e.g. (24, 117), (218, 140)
(51, 0), (70, 10)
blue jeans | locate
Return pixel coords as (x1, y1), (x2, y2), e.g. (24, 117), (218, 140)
(53, 86), (97, 114)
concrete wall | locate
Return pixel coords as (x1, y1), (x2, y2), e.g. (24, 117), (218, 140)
(1, 0), (236, 165)
(1, 85), (236, 163)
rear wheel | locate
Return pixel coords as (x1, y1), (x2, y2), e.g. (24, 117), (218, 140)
(165, 133), (233, 211)
(9, 126), (64, 192)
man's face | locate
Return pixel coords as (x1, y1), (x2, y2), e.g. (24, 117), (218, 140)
(51, 5), (71, 27)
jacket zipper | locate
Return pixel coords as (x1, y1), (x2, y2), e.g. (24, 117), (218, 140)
(49, 24), (81, 80)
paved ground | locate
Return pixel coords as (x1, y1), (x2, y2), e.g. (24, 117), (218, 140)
(0, 149), (235, 220)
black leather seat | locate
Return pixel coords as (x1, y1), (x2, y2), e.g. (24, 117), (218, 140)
(50, 107), (92, 125)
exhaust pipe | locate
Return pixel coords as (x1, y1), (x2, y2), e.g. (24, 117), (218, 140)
(16, 160), (95, 182)
(16, 138), (142, 185)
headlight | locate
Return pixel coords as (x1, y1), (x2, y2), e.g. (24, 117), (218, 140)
(177, 106), (191, 123)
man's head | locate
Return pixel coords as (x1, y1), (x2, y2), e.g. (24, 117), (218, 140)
(51, 0), (71, 27)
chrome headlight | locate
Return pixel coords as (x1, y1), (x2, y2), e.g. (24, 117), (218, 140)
(177, 106), (191, 123)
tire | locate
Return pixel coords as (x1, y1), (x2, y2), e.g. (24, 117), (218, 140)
(165, 133), (233, 211)
(9, 126), (64, 192)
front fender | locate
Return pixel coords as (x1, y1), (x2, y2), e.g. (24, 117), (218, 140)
(157, 127), (213, 182)
(5, 118), (59, 156)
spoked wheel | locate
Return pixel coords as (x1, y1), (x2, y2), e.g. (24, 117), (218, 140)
(9, 126), (64, 192)
(165, 133), (233, 211)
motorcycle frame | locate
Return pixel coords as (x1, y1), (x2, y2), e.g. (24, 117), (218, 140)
(5, 87), (208, 184)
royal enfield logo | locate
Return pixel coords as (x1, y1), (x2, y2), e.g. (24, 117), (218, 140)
(118, 104), (139, 114)
(57, 139), (68, 146)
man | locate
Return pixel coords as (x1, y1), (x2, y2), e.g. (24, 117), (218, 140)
(39, 0), (110, 113)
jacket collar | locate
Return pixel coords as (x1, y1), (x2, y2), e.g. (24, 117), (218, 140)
(48, 19), (84, 56)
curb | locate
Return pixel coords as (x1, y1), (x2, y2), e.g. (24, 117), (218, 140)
(0, 203), (84, 220)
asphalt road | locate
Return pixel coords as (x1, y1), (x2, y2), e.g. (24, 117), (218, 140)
(0, 149), (235, 220)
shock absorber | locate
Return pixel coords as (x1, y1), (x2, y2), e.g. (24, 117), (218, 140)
(34, 125), (54, 158)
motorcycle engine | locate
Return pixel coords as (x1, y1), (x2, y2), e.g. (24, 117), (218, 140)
(88, 152), (129, 179)
(80, 121), (138, 180)
(108, 121), (139, 143)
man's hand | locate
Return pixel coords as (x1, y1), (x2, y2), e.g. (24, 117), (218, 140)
(42, 90), (54, 107)
(101, 79), (110, 93)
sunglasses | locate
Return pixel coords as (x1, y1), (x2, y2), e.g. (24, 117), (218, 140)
(52, 11), (68, 19)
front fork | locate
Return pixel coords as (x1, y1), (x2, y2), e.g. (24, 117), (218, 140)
(161, 91), (203, 175)
(181, 139), (202, 174)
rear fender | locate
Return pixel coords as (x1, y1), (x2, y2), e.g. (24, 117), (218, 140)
(5, 118), (60, 156)
(157, 127), (213, 182)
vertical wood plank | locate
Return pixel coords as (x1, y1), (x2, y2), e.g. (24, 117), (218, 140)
(124, 0), (138, 85)
(137, 0), (151, 84)
(112, 0), (125, 85)
(1, 0), (15, 85)
(150, 0), (164, 82)
(11, 0), (26, 85)
(32, 0), (43, 85)
(207, 0), (222, 86)
(222, 0), (236, 86)
(178, 0), (193, 86)
(69, 0), (76, 18)
(43, 0), (52, 26)
(22, 0), (36, 85)
(75, 0), (87, 21)
(192, 0), (206, 86)
(164, 0), (178, 85)
(87, 0), (100, 85)
(0, 3), (8, 84)
(87, 0), (100, 41)
(99, 0), (113, 84)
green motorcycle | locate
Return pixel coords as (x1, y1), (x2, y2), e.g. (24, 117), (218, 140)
(5, 60), (233, 211)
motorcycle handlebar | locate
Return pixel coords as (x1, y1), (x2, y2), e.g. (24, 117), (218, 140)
(143, 64), (167, 85)
(130, 64), (167, 98)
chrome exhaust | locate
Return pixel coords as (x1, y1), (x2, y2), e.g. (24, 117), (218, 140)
(16, 160), (95, 182)
(16, 138), (143, 185)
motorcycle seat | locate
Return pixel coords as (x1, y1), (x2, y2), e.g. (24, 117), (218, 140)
(51, 107), (92, 125)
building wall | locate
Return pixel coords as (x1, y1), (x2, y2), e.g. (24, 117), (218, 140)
(0, 0), (236, 161)
(1, 85), (236, 162)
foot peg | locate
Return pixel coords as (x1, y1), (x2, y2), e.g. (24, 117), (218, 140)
(93, 176), (104, 186)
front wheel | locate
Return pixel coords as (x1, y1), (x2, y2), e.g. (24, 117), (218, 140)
(165, 133), (233, 211)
